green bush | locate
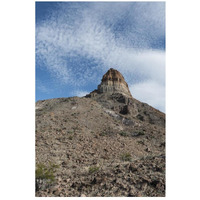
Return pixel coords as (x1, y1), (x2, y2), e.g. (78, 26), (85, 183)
(119, 131), (128, 137)
(100, 132), (107, 136)
(36, 162), (59, 191)
(68, 136), (73, 140)
(36, 164), (53, 182)
(36, 162), (59, 182)
(121, 153), (132, 161)
(138, 131), (145, 136)
(88, 166), (99, 174)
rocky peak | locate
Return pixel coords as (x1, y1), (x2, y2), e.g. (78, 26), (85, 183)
(101, 68), (127, 85)
(98, 68), (132, 96)
(88, 68), (132, 97)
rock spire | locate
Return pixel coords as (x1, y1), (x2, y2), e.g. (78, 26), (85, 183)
(97, 68), (132, 97)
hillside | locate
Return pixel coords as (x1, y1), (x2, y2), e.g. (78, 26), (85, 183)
(35, 68), (165, 197)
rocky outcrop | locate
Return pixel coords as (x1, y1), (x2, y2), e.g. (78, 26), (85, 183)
(87, 68), (132, 98)
(86, 68), (165, 127)
(98, 68), (132, 96)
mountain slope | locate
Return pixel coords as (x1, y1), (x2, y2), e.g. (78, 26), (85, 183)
(35, 68), (165, 197)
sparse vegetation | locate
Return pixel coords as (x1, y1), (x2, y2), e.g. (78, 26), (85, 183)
(67, 130), (73, 134)
(35, 162), (59, 191)
(138, 131), (145, 136)
(119, 131), (128, 137)
(132, 131), (145, 137)
(100, 127), (113, 136)
(88, 166), (100, 174)
(137, 140), (145, 145)
(68, 136), (73, 140)
(100, 132), (107, 136)
(121, 153), (132, 161)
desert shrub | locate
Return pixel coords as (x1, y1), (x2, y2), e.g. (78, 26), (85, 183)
(137, 140), (145, 145)
(121, 153), (132, 161)
(35, 162), (59, 191)
(99, 132), (107, 136)
(119, 131), (128, 137)
(67, 130), (73, 134)
(132, 131), (145, 137)
(100, 127), (114, 136)
(68, 136), (73, 140)
(138, 131), (145, 136)
(88, 166), (99, 174)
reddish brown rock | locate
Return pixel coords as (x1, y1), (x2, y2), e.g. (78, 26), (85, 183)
(87, 68), (132, 98)
(97, 68), (132, 97)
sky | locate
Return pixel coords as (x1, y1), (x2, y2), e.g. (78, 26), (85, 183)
(36, 2), (165, 112)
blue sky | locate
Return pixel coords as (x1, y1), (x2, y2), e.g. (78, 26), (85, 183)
(36, 2), (165, 112)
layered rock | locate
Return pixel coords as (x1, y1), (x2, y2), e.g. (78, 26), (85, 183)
(98, 68), (132, 97)
(85, 68), (165, 126)
(87, 68), (132, 97)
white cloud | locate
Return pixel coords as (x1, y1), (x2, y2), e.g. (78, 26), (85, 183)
(36, 79), (52, 94)
(36, 18), (165, 83)
(36, 2), (165, 110)
(36, 2), (165, 83)
(102, 48), (165, 85)
(72, 90), (89, 97)
(130, 80), (165, 112)
(37, 84), (50, 94)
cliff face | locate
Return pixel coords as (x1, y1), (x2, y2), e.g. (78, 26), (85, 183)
(97, 68), (132, 97)
(86, 68), (165, 127)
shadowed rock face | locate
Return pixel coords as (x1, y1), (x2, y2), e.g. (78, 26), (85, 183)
(97, 68), (132, 97)
(86, 68), (165, 127)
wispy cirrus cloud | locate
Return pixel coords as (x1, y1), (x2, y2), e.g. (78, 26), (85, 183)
(130, 80), (165, 112)
(36, 2), (165, 112)
(36, 79), (52, 94)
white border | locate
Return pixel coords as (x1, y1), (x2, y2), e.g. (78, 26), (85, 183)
(1, 0), (200, 199)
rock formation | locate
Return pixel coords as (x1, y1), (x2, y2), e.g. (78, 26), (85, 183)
(98, 68), (132, 96)
(87, 68), (132, 98)
(86, 68), (165, 127)
(35, 68), (165, 197)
